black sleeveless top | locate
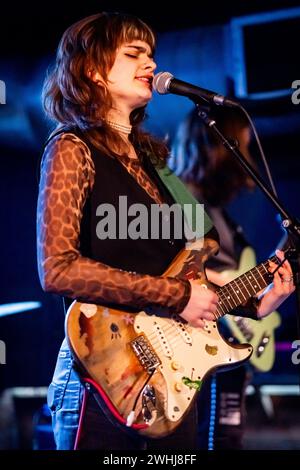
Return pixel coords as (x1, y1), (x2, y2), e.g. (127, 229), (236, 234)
(71, 129), (187, 276)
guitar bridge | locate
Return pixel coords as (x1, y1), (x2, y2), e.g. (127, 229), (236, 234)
(130, 335), (161, 374)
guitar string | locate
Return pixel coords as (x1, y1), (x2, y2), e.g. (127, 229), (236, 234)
(119, 256), (278, 360)
(215, 277), (259, 313)
(146, 322), (187, 349)
(146, 333), (192, 357)
(145, 320), (195, 352)
(145, 259), (272, 349)
(217, 262), (271, 302)
(143, 305), (260, 358)
(145, 268), (267, 349)
(151, 326), (195, 351)
(190, 255), (276, 314)
(143, 258), (276, 354)
(140, 317), (229, 359)
(154, 256), (278, 358)
(216, 262), (271, 309)
(145, 304), (275, 371)
(134, 266), (272, 356)
(217, 270), (264, 305)
(146, 314), (198, 340)
(146, 299), (260, 359)
(145, 320), (214, 354)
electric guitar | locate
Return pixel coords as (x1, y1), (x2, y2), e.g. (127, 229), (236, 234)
(207, 247), (281, 372)
(66, 237), (280, 438)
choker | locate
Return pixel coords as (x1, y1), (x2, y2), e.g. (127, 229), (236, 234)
(106, 120), (132, 135)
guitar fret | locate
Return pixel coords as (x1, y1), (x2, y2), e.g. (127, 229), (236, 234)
(239, 274), (252, 297)
(253, 266), (267, 289)
(217, 281), (245, 315)
(221, 296), (233, 313)
(215, 305), (223, 318)
(221, 285), (237, 310)
(262, 263), (269, 273)
(243, 273), (258, 296)
(226, 280), (242, 306)
(232, 278), (247, 302)
(260, 263), (273, 284)
(223, 284), (240, 310)
(216, 291), (232, 314)
(216, 298), (226, 316)
(213, 254), (279, 318)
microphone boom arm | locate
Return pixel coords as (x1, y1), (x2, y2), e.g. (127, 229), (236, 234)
(196, 103), (300, 349)
(196, 104), (300, 238)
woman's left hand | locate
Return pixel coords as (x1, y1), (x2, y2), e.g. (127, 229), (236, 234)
(257, 249), (295, 318)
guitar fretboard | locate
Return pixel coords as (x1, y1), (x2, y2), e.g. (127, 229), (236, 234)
(215, 255), (277, 318)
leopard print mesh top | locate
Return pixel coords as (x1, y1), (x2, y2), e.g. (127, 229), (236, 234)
(37, 132), (191, 314)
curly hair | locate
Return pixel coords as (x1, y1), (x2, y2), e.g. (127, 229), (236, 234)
(42, 12), (168, 164)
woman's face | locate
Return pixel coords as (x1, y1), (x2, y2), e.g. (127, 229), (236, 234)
(106, 40), (156, 113)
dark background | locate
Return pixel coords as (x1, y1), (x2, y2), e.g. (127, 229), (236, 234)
(1, 0), (300, 55)
(0, 0), (299, 400)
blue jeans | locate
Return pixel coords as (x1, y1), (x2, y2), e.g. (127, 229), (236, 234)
(47, 338), (83, 450)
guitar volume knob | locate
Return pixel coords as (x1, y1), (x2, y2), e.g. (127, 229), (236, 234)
(174, 382), (182, 392)
(171, 361), (180, 370)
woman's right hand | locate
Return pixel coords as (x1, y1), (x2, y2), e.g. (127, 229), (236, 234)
(179, 280), (219, 328)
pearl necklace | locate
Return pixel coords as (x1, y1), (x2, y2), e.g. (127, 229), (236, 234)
(106, 120), (132, 135)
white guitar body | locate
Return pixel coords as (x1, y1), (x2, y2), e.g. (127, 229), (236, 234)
(134, 311), (252, 424)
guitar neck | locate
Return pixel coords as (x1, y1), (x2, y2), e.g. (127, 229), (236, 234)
(215, 254), (277, 317)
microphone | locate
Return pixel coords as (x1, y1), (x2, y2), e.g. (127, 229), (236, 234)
(152, 71), (238, 108)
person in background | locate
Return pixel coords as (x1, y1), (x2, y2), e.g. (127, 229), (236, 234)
(37, 12), (295, 450)
(169, 105), (291, 449)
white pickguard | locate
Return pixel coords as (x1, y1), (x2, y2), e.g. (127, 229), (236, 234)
(134, 311), (252, 422)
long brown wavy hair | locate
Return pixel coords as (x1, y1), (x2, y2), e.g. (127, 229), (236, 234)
(170, 106), (256, 206)
(42, 12), (169, 164)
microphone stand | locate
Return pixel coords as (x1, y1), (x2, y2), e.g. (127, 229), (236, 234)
(195, 102), (300, 375)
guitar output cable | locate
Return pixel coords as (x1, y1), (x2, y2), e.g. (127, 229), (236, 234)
(126, 368), (156, 427)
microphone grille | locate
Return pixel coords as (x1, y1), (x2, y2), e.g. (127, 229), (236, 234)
(152, 71), (174, 94)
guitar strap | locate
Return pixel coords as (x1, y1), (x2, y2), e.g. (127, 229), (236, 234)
(155, 165), (213, 240)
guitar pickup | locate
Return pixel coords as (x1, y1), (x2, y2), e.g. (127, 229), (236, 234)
(256, 333), (270, 357)
(130, 335), (161, 374)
